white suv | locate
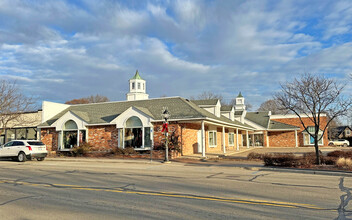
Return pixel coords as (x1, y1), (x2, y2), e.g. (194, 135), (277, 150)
(0, 140), (48, 162)
(329, 139), (350, 147)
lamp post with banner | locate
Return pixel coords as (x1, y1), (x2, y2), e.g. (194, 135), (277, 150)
(161, 108), (170, 163)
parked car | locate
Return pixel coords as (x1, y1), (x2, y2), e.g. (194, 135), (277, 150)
(328, 139), (350, 147)
(0, 140), (48, 162)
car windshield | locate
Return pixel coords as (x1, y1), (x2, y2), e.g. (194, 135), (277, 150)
(27, 141), (45, 146)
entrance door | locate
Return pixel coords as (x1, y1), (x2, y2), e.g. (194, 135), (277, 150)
(197, 130), (202, 153)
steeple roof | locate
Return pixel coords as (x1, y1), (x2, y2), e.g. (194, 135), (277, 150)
(131, 70), (143, 80)
(237, 92), (243, 98)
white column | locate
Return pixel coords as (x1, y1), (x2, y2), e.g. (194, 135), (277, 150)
(236, 128), (239, 151)
(246, 131), (249, 148)
(142, 126), (145, 148)
(77, 130), (80, 147)
(267, 133), (270, 147)
(222, 126), (226, 154)
(201, 121), (205, 157)
(295, 130), (298, 147)
(252, 134), (255, 147)
(122, 128), (125, 149)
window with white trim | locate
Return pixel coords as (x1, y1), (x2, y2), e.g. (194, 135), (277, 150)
(209, 131), (217, 147)
(229, 133), (234, 146)
(303, 126), (323, 145)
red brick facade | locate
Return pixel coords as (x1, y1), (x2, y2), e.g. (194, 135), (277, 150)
(270, 116), (328, 147)
(40, 121), (247, 156)
(40, 128), (59, 151)
(87, 125), (118, 151)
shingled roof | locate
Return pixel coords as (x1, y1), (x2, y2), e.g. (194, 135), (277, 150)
(191, 99), (219, 106)
(246, 111), (299, 130)
(40, 97), (253, 129)
(268, 120), (299, 130)
(246, 112), (271, 128)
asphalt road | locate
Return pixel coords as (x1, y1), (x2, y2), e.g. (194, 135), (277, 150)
(0, 158), (350, 220)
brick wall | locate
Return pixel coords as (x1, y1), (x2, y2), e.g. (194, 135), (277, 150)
(41, 128), (58, 151)
(179, 123), (200, 155)
(87, 125), (118, 151)
(268, 130), (296, 147)
(270, 116), (328, 147)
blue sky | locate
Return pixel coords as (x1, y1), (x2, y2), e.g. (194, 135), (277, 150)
(0, 0), (351, 110)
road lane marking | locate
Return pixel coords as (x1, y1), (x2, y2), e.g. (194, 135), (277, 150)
(0, 179), (332, 211)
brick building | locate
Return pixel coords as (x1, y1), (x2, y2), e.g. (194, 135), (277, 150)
(38, 71), (329, 157)
(245, 112), (328, 147)
(38, 71), (255, 157)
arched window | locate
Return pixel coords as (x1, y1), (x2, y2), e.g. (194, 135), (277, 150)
(126, 116), (142, 127)
(121, 116), (151, 149)
(62, 120), (86, 149)
(64, 120), (78, 130)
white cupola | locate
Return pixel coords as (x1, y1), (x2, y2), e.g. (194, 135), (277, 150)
(235, 92), (245, 110)
(126, 70), (149, 101)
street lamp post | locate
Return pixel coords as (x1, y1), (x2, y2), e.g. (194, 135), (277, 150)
(161, 108), (170, 163)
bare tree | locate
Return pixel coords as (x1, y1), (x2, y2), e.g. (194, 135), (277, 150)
(190, 91), (223, 102)
(275, 73), (352, 165)
(257, 99), (289, 114)
(0, 80), (36, 133)
(65, 94), (109, 104)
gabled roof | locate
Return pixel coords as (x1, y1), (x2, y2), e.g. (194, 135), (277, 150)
(220, 105), (233, 111)
(330, 126), (352, 137)
(40, 97), (253, 129)
(268, 120), (299, 130)
(245, 111), (270, 128)
(191, 99), (219, 106)
(246, 111), (300, 130)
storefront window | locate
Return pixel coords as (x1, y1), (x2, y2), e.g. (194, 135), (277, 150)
(144, 127), (151, 147)
(124, 116), (146, 149)
(6, 129), (15, 142)
(16, 129), (26, 140)
(27, 128), (37, 140)
(63, 120), (78, 149)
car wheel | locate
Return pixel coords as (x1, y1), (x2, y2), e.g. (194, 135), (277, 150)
(37, 157), (45, 161)
(328, 143), (334, 146)
(17, 152), (26, 162)
(344, 143), (348, 147)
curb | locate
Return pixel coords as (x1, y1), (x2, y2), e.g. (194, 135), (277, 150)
(246, 166), (352, 177)
(45, 157), (164, 164)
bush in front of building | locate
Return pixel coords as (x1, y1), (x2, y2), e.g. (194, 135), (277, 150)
(72, 142), (92, 156)
(263, 153), (297, 167)
(247, 152), (265, 160)
(336, 158), (352, 169)
(327, 150), (352, 158)
(252, 151), (341, 168)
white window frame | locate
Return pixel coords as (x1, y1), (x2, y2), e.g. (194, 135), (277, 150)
(228, 132), (235, 146)
(208, 131), (217, 147)
(303, 132), (323, 146)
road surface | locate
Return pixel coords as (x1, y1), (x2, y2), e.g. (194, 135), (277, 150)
(0, 158), (350, 219)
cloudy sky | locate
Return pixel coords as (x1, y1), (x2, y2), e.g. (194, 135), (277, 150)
(0, 0), (351, 109)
